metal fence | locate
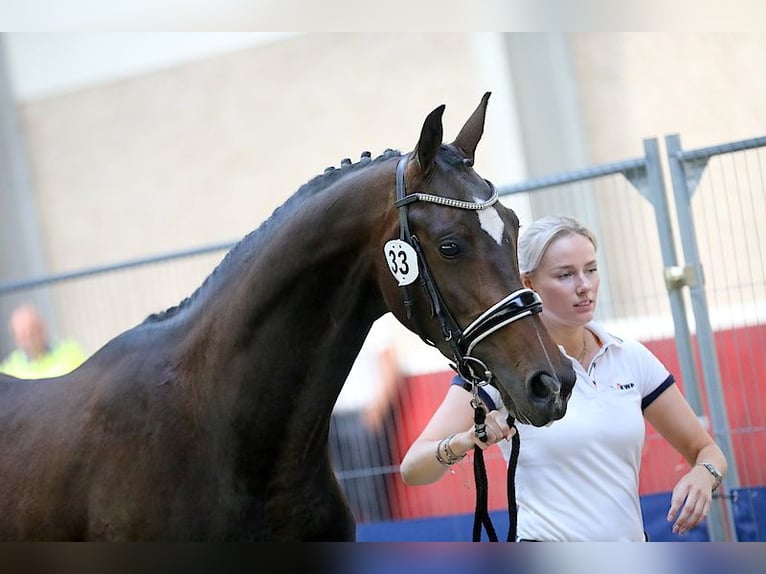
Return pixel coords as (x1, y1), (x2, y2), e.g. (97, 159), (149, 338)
(1, 133), (764, 542)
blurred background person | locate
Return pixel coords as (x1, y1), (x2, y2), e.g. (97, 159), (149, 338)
(329, 313), (405, 523)
(0, 303), (86, 379)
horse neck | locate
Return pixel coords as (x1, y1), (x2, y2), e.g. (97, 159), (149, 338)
(178, 164), (396, 419)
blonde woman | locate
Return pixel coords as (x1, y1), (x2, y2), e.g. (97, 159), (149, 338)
(400, 215), (727, 541)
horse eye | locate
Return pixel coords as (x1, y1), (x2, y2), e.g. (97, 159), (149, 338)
(439, 241), (462, 258)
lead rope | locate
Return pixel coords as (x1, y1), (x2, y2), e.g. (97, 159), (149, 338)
(471, 400), (519, 542)
(506, 420), (520, 542)
(472, 404), (497, 541)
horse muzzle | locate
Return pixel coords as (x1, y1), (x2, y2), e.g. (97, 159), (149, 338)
(526, 370), (574, 424)
(500, 367), (575, 427)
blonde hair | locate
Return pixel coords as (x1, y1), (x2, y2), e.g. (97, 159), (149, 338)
(518, 215), (598, 275)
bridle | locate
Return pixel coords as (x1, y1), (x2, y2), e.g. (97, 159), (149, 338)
(392, 154), (542, 393)
(391, 154), (540, 541)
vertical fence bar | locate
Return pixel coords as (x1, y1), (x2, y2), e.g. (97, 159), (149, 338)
(665, 133), (740, 542)
(641, 138), (706, 419)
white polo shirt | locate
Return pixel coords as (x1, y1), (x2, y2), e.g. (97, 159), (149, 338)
(460, 321), (674, 541)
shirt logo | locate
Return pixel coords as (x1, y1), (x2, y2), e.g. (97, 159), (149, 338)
(611, 382), (635, 391)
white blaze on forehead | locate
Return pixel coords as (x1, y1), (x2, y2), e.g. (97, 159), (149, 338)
(476, 204), (504, 244)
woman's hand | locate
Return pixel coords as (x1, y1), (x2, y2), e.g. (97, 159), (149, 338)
(666, 465), (716, 535)
(400, 386), (518, 486)
(444, 410), (517, 458)
(473, 410), (516, 449)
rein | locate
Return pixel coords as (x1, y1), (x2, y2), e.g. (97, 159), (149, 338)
(392, 155), (539, 542)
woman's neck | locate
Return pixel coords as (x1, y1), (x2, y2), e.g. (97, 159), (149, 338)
(541, 320), (590, 361)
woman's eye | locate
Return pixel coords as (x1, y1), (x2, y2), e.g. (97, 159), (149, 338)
(439, 242), (462, 258)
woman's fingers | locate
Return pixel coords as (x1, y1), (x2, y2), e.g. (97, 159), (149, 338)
(668, 476), (713, 535)
(479, 410), (516, 444)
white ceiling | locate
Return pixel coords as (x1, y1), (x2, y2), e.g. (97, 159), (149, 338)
(3, 33), (292, 101)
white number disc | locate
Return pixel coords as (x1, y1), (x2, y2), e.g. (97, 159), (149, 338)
(384, 240), (419, 286)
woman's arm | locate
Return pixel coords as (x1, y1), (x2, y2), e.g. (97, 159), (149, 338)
(399, 384), (514, 485)
(643, 383), (727, 535)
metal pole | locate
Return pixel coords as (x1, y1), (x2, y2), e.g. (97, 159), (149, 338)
(641, 138), (706, 418)
(665, 133), (740, 542)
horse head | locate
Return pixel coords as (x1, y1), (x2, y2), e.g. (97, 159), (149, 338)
(380, 92), (575, 427)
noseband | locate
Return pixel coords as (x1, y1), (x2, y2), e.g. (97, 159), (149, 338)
(391, 155), (543, 389)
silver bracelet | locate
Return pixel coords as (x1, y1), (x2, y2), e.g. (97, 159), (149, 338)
(435, 439), (451, 466)
(444, 433), (466, 462)
(698, 462), (723, 491)
(435, 433), (466, 466)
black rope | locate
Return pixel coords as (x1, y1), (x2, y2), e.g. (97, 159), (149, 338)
(506, 425), (520, 542)
(472, 409), (520, 542)
(472, 406), (498, 541)
(472, 444), (498, 541)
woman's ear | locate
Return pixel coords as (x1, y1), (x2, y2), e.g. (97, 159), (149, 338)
(521, 274), (534, 290)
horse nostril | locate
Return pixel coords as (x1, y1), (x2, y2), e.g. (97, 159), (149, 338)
(529, 372), (562, 402)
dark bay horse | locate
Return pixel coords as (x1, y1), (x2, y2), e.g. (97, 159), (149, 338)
(0, 93), (575, 541)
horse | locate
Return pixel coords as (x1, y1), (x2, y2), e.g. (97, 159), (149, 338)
(0, 93), (575, 541)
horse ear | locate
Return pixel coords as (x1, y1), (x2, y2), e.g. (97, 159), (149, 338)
(452, 91), (491, 160)
(415, 104), (445, 173)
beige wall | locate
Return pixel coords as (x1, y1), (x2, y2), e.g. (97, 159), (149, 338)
(570, 32), (766, 160)
(26, 32), (766, 288)
(9, 33), (516, 358)
(19, 33), (506, 273)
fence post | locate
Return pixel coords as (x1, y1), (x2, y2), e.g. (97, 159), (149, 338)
(664, 133), (739, 542)
(641, 138), (706, 420)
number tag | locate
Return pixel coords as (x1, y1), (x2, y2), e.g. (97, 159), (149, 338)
(384, 240), (419, 286)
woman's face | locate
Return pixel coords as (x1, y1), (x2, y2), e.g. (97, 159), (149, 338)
(523, 232), (599, 329)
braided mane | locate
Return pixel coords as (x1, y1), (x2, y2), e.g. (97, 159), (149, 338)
(143, 149), (402, 323)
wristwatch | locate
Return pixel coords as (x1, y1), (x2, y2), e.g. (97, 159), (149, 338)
(698, 462), (723, 491)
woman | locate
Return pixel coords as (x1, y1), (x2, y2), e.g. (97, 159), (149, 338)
(399, 215), (727, 541)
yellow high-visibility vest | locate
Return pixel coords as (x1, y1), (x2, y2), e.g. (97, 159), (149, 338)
(0, 341), (86, 380)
